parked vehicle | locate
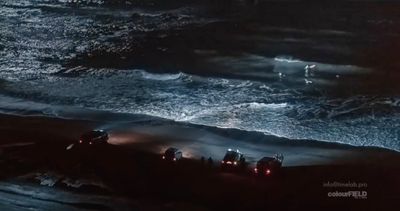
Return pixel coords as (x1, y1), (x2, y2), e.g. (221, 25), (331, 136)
(78, 130), (109, 146)
(162, 147), (183, 162)
(254, 154), (284, 176)
(221, 149), (245, 168)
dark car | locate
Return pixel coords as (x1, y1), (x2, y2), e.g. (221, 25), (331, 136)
(78, 130), (109, 146)
(254, 154), (284, 176)
(221, 149), (245, 167)
(162, 147), (183, 162)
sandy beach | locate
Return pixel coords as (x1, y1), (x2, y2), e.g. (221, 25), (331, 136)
(1, 113), (400, 210)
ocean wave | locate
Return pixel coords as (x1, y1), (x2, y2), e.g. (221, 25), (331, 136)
(1, 87), (399, 151)
(282, 95), (400, 121)
(202, 54), (371, 84)
(1, 0), (400, 153)
(135, 70), (186, 81)
(272, 55), (370, 76)
(233, 102), (288, 110)
(57, 67), (192, 82)
(326, 96), (400, 119)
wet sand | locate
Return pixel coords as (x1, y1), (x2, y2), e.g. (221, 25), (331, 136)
(1, 113), (400, 210)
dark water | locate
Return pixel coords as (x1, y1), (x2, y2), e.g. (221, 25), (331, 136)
(0, 0), (399, 150)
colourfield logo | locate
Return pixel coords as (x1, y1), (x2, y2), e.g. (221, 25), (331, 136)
(327, 191), (367, 199)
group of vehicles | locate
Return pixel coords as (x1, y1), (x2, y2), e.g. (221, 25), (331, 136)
(161, 147), (284, 177)
(75, 130), (284, 177)
(220, 148), (283, 176)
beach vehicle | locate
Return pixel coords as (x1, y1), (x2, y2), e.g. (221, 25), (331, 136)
(221, 149), (245, 168)
(78, 130), (109, 146)
(162, 147), (183, 162)
(254, 154), (284, 176)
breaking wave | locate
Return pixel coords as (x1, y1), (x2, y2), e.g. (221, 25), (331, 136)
(1, 68), (400, 151)
(1, 0), (400, 152)
(134, 70), (186, 81)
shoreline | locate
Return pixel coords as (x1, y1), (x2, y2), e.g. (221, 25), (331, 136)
(1, 112), (400, 166)
(1, 112), (400, 210)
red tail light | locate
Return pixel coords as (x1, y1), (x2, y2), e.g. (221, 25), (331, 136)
(265, 169), (271, 175)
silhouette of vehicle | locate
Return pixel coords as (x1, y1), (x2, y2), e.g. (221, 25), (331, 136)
(254, 154), (284, 176)
(78, 130), (108, 146)
(162, 147), (183, 162)
(221, 149), (245, 168)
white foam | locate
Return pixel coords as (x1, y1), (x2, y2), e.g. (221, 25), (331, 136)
(135, 70), (184, 81)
